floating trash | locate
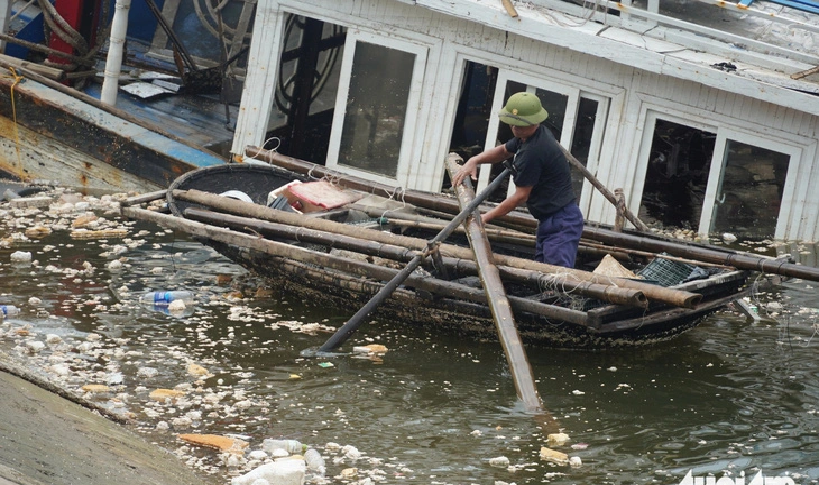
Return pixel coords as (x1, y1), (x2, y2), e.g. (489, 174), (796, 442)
(488, 456), (510, 467)
(10, 251), (31, 263)
(540, 447), (569, 465)
(81, 384), (112, 393)
(547, 433), (570, 446)
(178, 433), (249, 453)
(139, 291), (195, 307)
(148, 388), (184, 401)
(0, 305), (20, 317)
(231, 460), (306, 485)
(263, 439), (305, 455)
(186, 363), (210, 377)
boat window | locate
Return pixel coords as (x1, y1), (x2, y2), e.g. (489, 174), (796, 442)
(461, 68), (608, 213)
(149, 0), (254, 70)
(710, 140), (790, 239)
(533, 88), (568, 138)
(638, 118), (716, 231)
(264, 15), (346, 163)
(449, 62), (499, 159)
(570, 97), (600, 199)
(325, 31), (428, 185)
(336, 42), (414, 178)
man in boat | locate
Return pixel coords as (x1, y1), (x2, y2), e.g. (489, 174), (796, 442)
(452, 92), (584, 268)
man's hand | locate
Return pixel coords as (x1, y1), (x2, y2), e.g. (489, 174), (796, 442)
(451, 158), (478, 187)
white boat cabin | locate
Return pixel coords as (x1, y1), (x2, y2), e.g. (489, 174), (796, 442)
(230, 0), (819, 242)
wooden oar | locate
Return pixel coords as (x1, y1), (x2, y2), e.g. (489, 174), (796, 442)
(317, 167), (514, 352)
(445, 155), (543, 413)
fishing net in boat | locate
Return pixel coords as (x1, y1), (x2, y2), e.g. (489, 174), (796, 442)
(637, 255), (697, 287)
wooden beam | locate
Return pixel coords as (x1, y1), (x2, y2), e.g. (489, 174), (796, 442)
(501, 0), (518, 17)
(0, 53), (65, 81)
(446, 154), (542, 413)
(172, 187), (702, 307)
(791, 65), (819, 80)
(121, 206), (590, 325)
(183, 207), (649, 308)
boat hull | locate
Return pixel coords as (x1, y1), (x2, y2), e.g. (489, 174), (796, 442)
(208, 239), (746, 348)
(0, 72), (226, 191)
(119, 162), (752, 348)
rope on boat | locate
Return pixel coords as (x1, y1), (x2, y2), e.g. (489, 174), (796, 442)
(192, 0), (252, 43)
(9, 0), (38, 21)
(6, 0), (113, 73)
(2, 67), (26, 182)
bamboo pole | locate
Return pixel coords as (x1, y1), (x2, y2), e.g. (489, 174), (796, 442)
(184, 208), (649, 308)
(614, 188), (626, 232)
(243, 147), (518, 222)
(447, 155), (542, 412)
(791, 65), (819, 80)
(501, 0), (519, 17)
(380, 215), (635, 264)
(386, 218), (536, 245)
(245, 146), (651, 232)
(172, 188), (701, 308)
(120, 207), (589, 325)
(583, 225), (819, 282)
(0, 53), (65, 80)
(122, 189), (167, 207)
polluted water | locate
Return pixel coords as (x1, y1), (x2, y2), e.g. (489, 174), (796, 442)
(0, 185), (819, 484)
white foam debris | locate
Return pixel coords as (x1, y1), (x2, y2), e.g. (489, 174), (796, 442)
(25, 340), (46, 353)
(488, 456), (509, 467)
(45, 334), (63, 345)
(10, 251), (31, 262)
(231, 460), (306, 485)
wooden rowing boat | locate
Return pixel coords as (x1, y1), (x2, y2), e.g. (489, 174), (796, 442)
(119, 160), (773, 348)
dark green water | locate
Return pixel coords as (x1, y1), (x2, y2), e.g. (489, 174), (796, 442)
(0, 199), (817, 485)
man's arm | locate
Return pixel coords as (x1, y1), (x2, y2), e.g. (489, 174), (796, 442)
(451, 144), (512, 187)
(481, 184), (532, 224)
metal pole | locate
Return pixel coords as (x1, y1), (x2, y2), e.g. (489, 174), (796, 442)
(100, 0), (131, 106)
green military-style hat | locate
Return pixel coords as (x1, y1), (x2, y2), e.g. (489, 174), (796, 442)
(498, 92), (549, 126)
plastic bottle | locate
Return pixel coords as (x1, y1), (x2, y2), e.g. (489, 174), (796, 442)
(139, 291), (194, 307)
(262, 438), (305, 455)
(303, 448), (326, 476)
(0, 305), (20, 317)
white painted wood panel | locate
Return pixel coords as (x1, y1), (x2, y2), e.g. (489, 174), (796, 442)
(232, 0), (819, 239)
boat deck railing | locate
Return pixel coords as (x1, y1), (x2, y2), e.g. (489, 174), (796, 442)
(529, 0), (819, 71)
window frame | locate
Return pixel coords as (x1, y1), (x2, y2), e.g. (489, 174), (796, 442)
(324, 29), (429, 186)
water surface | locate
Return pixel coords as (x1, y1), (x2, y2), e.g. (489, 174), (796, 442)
(0, 195), (817, 485)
